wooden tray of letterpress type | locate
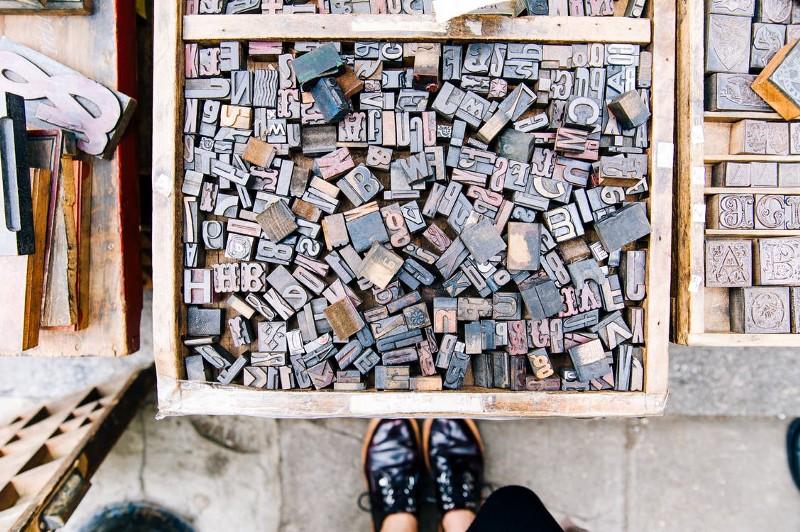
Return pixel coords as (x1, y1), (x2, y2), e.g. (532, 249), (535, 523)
(151, 1), (674, 418)
(674, 0), (800, 346)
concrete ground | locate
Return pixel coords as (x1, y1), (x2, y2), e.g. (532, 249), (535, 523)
(1, 295), (798, 532)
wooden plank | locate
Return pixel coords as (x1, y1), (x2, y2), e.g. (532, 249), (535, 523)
(183, 14), (652, 44)
(158, 381), (667, 418)
(152, 0), (182, 379)
(0, 0), (141, 357)
(705, 155), (800, 163)
(704, 187), (800, 195)
(643, 0), (674, 398)
(705, 229), (800, 237)
(704, 111), (791, 122)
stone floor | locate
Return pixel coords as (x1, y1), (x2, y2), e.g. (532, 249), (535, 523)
(2, 294), (799, 531)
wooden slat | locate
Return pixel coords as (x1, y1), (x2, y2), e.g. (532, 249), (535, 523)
(687, 333), (800, 347)
(642, 0), (674, 399)
(704, 187), (800, 194)
(152, 0), (182, 381)
(183, 14), (652, 43)
(704, 111), (793, 122)
(705, 229), (800, 237)
(158, 381), (667, 419)
(673, 0), (706, 344)
(705, 155), (800, 163)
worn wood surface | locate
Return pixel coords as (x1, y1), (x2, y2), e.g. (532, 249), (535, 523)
(154, 1), (673, 418)
(0, 0), (141, 357)
(0, 0), (90, 15)
(184, 14), (651, 43)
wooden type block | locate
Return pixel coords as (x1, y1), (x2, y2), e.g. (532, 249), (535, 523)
(707, 194), (755, 230)
(184, 269), (213, 304)
(187, 307), (223, 337)
(588, 311), (632, 350)
(375, 365), (411, 390)
(568, 339), (609, 382)
(443, 349), (470, 390)
(730, 120), (768, 155)
(755, 237), (800, 285)
(256, 321), (287, 353)
(256, 200), (298, 242)
(779, 163), (800, 187)
(322, 213), (349, 250)
(251, 352), (287, 367)
(267, 265), (310, 311)
(442, 45), (463, 81)
(293, 43), (344, 89)
(792, 288), (800, 333)
(706, 73), (771, 112)
(347, 209), (390, 253)
(751, 23), (786, 71)
(401, 301), (431, 330)
(705, 239), (753, 287)
(243, 138), (275, 168)
(228, 315), (254, 347)
(382, 347), (418, 366)
(766, 122), (790, 156)
(359, 243), (404, 289)
(472, 353), (493, 387)
(509, 355), (527, 391)
(712, 162), (751, 187)
(708, 0), (755, 16)
(185, 354), (209, 382)
(256, 238), (294, 265)
(752, 194), (786, 229)
(353, 347), (380, 374)
(525, 376), (561, 391)
(462, 321), (481, 354)
(544, 204), (585, 243)
(459, 212), (506, 264)
(410, 375), (443, 391)
(518, 276), (562, 320)
(506, 222), (542, 271)
(594, 203), (650, 252)
(730, 286), (791, 333)
(224, 234), (255, 261)
(507, 319), (529, 355)
(527, 348), (555, 380)
(620, 250), (646, 301)
(758, 0), (792, 24)
(307, 359), (335, 389)
(491, 352), (511, 389)
(310, 77), (351, 123)
(324, 297), (366, 339)
(705, 14), (752, 74)
(194, 344), (233, 370)
(218, 354), (250, 385)
(607, 90), (650, 130)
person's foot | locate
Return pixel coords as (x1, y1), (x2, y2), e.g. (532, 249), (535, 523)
(788, 418), (800, 491)
(362, 419), (422, 531)
(423, 419), (484, 514)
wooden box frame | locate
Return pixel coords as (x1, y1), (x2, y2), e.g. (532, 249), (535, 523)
(673, 1), (800, 346)
(0, 0), (91, 15)
(152, 2), (674, 418)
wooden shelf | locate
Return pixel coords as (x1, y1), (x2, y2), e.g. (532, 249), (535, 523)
(704, 111), (792, 122)
(686, 332), (800, 347)
(705, 229), (800, 237)
(182, 13), (652, 43)
(705, 155), (800, 163)
(704, 187), (800, 194)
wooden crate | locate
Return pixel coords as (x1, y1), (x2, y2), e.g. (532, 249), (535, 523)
(0, 368), (153, 530)
(152, 1), (675, 418)
(673, 1), (800, 346)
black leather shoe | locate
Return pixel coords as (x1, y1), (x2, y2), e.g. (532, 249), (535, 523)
(423, 419), (484, 513)
(362, 419), (421, 531)
(789, 418), (800, 491)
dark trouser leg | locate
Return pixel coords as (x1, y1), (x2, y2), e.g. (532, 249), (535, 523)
(467, 485), (563, 532)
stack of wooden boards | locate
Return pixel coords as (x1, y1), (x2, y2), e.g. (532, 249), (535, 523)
(0, 37), (135, 354)
(180, 37), (654, 393)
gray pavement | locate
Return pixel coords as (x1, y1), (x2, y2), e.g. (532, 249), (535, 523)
(1, 294), (799, 531)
